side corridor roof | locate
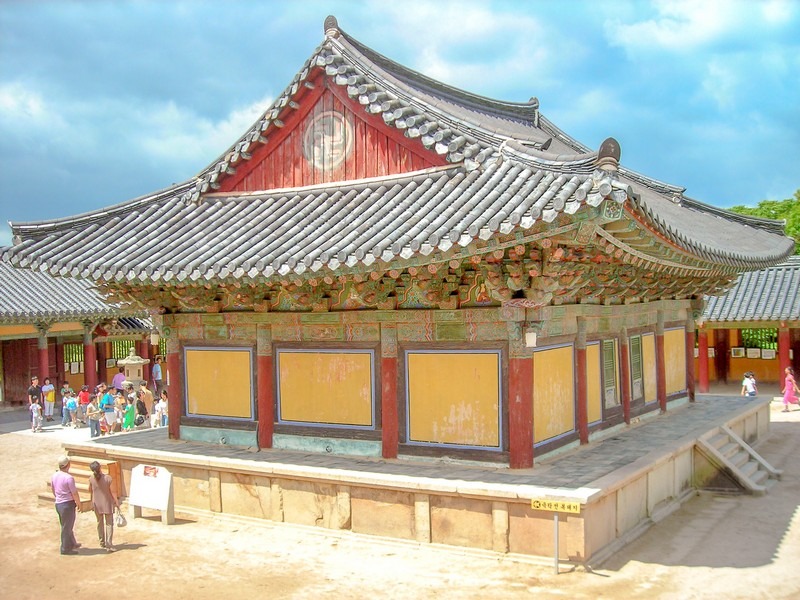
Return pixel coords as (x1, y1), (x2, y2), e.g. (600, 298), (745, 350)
(704, 256), (800, 322)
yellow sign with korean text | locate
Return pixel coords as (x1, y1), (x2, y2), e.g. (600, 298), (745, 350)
(530, 498), (581, 514)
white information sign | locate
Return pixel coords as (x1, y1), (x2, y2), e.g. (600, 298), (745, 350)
(128, 464), (173, 511)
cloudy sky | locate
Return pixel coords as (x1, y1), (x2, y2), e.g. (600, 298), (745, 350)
(1, 0), (798, 246)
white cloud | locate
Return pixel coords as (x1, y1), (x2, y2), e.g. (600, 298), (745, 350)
(551, 87), (624, 130)
(134, 94), (273, 166)
(606, 0), (746, 53)
(761, 0), (795, 24)
(700, 59), (738, 110)
(0, 82), (65, 131)
(368, 0), (564, 94)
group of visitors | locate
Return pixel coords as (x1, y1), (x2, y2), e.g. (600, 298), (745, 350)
(87, 381), (168, 438)
(26, 356), (168, 435)
(52, 455), (120, 555)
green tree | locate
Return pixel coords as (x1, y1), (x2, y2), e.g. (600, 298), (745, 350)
(729, 190), (800, 255)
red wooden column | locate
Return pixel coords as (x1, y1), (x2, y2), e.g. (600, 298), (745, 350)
(139, 338), (151, 383)
(380, 324), (398, 459)
(685, 317), (696, 402)
(576, 319), (589, 444)
(508, 355), (533, 468)
(256, 325), (274, 449)
(656, 312), (667, 412)
(82, 324), (98, 391)
(166, 338), (182, 440)
(778, 325), (791, 377)
(36, 324), (49, 381)
(698, 328), (709, 393)
(619, 329), (632, 424)
(96, 342), (107, 384)
(55, 341), (64, 385)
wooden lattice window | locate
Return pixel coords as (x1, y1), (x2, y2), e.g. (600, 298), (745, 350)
(741, 328), (777, 350)
(63, 343), (84, 375)
(111, 339), (136, 359)
(602, 339), (619, 408)
(63, 343), (84, 363)
(630, 335), (643, 401)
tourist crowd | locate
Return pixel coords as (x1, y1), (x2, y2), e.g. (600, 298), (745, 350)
(26, 371), (168, 436)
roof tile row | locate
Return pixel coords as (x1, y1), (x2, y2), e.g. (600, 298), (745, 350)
(0, 256), (124, 323)
(704, 256), (800, 322)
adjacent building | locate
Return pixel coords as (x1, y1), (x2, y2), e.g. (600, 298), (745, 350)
(697, 255), (800, 388)
(0, 256), (153, 403)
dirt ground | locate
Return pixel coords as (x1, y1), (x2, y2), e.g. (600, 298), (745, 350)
(1, 401), (799, 600)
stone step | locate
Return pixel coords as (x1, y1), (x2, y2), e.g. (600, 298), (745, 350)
(708, 433), (729, 450)
(751, 469), (769, 487)
(719, 442), (740, 459)
(740, 460), (759, 479)
(730, 450), (750, 469)
(696, 432), (778, 496)
(38, 490), (92, 511)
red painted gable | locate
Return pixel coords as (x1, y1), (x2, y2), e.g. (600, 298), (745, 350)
(218, 75), (447, 194)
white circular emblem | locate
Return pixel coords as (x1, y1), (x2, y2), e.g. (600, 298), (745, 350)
(302, 110), (353, 170)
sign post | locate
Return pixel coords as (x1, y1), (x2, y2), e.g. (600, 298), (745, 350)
(530, 498), (581, 574)
(128, 464), (175, 525)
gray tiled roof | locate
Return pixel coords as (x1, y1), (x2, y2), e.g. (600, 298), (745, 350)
(4, 16), (796, 285)
(4, 163), (626, 284)
(0, 253), (126, 323)
(704, 256), (800, 322)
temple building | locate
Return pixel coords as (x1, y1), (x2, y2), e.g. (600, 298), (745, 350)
(4, 16), (794, 468)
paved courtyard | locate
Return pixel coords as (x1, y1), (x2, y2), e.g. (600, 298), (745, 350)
(1, 388), (799, 599)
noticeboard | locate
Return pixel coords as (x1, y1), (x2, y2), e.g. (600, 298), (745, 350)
(128, 464), (173, 511)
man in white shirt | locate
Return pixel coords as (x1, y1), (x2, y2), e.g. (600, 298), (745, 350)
(741, 372), (758, 397)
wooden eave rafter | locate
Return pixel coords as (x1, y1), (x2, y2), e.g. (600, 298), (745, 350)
(96, 208), (734, 314)
(601, 207), (739, 277)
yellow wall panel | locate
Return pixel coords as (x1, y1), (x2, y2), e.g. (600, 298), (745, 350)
(407, 352), (499, 447)
(665, 328), (687, 394)
(643, 334), (657, 403)
(279, 351), (373, 426)
(587, 343), (602, 424)
(0, 324), (37, 336)
(186, 348), (253, 418)
(533, 345), (575, 443)
(49, 322), (83, 333)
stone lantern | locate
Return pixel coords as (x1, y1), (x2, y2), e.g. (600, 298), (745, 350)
(117, 347), (150, 389)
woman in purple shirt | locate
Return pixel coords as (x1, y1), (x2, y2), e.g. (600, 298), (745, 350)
(51, 456), (82, 555)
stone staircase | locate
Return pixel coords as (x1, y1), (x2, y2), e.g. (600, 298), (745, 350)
(38, 456), (121, 511)
(695, 425), (781, 495)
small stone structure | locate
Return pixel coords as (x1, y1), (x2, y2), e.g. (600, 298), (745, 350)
(116, 348), (149, 389)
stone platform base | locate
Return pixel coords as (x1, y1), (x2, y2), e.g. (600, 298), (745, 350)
(58, 398), (771, 566)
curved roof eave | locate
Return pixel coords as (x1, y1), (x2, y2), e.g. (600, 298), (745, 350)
(9, 180), (195, 240)
(626, 183), (796, 269)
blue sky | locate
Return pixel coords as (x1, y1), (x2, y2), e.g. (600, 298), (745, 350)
(1, 0), (798, 246)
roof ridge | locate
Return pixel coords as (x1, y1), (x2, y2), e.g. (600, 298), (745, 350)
(334, 28), (541, 122)
(679, 196), (790, 236)
(201, 164), (462, 200)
